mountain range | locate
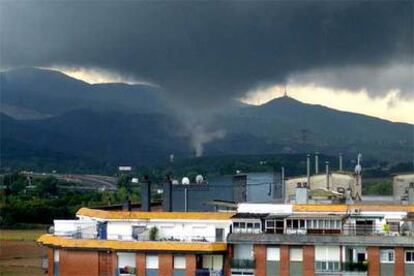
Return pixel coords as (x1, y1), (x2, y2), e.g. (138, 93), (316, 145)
(1, 68), (412, 171)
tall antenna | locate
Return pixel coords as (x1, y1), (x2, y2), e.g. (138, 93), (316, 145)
(283, 85), (288, 97)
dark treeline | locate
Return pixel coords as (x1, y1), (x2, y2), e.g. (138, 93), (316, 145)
(0, 173), (139, 228)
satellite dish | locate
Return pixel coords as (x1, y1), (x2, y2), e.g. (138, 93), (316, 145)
(195, 175), (204, 184)
(172, 179), (179, 185)
(181, 177), (190, 185)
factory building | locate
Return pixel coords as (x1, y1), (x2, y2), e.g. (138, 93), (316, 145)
(171, 172), (282, 212)
(393, 173), (414, 203)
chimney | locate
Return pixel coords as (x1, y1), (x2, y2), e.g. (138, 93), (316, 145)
(325, 161), (330, 190)
(315, 153), (319, 174)
(141, 175), (151, 212)
(281, 166), (286, 202)
(233, 173), (247, 203)
(306, 154), (311, 187)
(408, 182), (414, 204)
(162, 176), (172, 212)
(339, 153), (343, 171)
(122, 196), (131, 211)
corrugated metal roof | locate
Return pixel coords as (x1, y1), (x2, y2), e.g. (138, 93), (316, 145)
(76, 207), (234, 220)
(37, 235), (227, 252)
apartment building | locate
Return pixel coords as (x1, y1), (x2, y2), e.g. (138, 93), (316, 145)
(38, 201), (414, 276)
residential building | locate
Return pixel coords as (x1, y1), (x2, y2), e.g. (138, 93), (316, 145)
(38, 202), (414, 276)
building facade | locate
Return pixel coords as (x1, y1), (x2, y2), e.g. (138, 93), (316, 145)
(38, 202), (414, 276)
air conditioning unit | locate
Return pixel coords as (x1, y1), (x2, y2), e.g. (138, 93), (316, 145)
(350, 208), (361, 215)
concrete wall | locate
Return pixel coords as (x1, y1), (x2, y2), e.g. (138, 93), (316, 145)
(285, 173), (356, 201)
(106, 219), (231, 242)
(393, 173), (414, 201)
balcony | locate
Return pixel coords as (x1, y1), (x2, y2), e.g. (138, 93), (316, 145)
(342, 262), (368, 272)
(230, 259), (255, 269)
(196, 269), (223, 276)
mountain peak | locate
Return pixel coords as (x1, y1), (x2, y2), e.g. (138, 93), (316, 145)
(261, 95), (304, 107)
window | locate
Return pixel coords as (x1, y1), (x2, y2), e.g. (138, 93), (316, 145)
(266, 220), (275, 228)
(146, 255), (159, 269)
(380, 249), (394, 263)
(266, 247), (280, 261)
(174, 255), (186, 269)
(53, 250), (59, 276)
(233, 220), (261, 234)
(234, 244), (253, 260)
(290, 248), (303, 261)
(405, 251), (414, 263)
(315, 246), (340, 272)
(287, 219), (305, 229)
(118, 252), (136, 275)
(202, 255), (223, 270)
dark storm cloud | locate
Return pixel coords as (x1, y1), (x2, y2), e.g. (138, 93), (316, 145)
(1, 1), (412, 105)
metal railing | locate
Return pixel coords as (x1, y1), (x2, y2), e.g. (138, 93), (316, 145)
(261, 225), (410, 237)
(195, 269), (223, 276)
(230, 259), (255, 269)
(342, 262), (368, 272)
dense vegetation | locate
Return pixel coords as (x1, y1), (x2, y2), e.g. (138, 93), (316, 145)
(0, 173), (139, 228)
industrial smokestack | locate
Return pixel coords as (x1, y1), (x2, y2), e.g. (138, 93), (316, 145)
(315, 152), (319, 174)
(325, 161), (330, 190)
(339, 153), (343, 171)
(141, 175), (151, 212)
(233, 173), (247, 203)
(306, 154), (311, 186)
(184, 187), (188, 212)
(408, 182), (414, 204)
(281, 166), (286, 202)
(162, 175), (172, 212)
(122, 196), (131, 211)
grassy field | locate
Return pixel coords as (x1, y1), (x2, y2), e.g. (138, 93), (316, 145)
(0, 229), (46, 276)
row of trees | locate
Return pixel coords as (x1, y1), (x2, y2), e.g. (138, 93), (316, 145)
(0, 173), (139, 228)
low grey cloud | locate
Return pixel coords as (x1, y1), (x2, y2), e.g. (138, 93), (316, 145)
(1, 1), (412, 105)
(1, 1), (412, 155)
(289, 64), (413, 98)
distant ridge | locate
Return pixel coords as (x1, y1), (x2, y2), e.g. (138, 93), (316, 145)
(1, 68), (412, 169)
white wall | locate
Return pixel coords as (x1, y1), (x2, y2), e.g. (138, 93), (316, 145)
(54, 219), (96, 237)
(105, 219), (231, 242)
